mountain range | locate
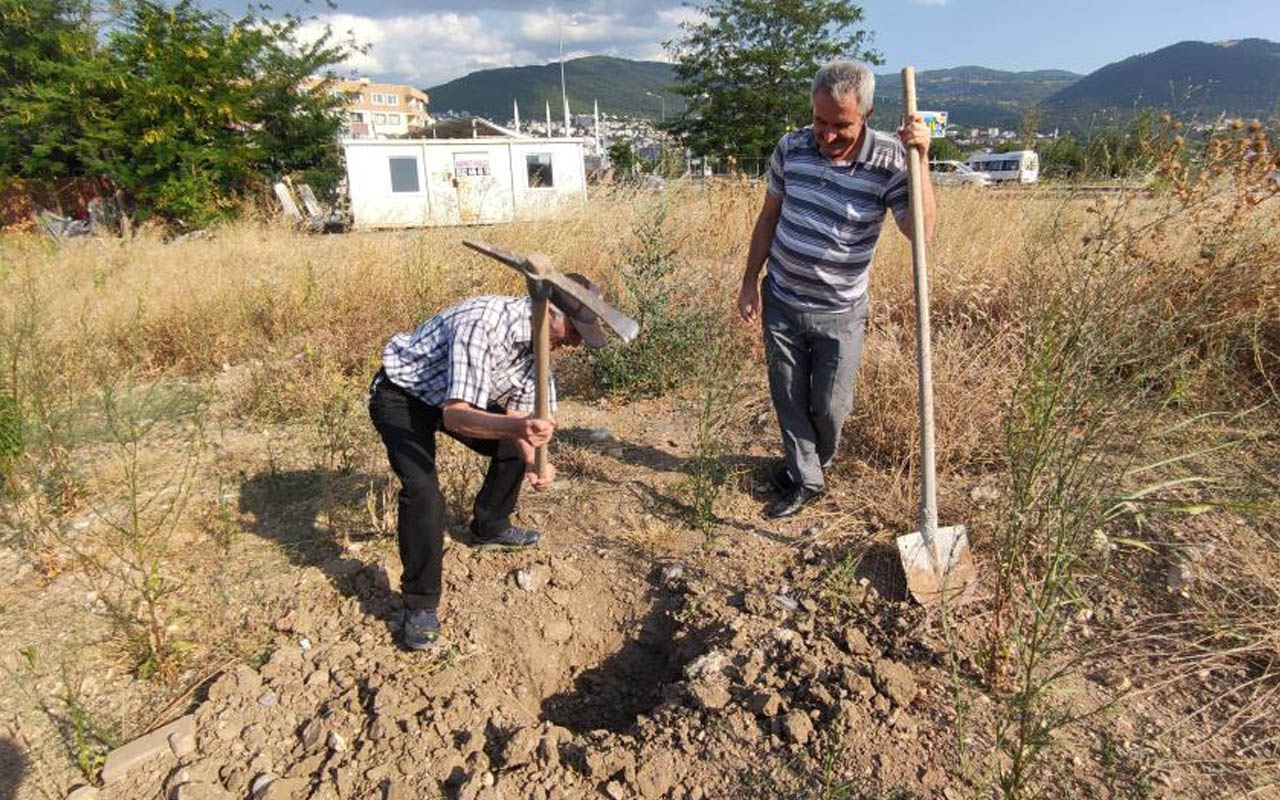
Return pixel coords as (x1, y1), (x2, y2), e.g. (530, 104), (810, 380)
(424, 39), (1280, 133)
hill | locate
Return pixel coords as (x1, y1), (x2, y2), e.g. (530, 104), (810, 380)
(1039, 38), (1280, 131)
(424, 56), (685, 121)
(425, 57), (1076, 127)
(874, 66), (1081, 131)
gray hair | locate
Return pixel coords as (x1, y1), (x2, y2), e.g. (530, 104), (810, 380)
(811, 60), (875, 115)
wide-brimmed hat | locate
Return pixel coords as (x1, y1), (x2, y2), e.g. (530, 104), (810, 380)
(548, 273), (608, 349)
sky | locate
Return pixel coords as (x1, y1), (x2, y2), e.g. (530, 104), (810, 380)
(205, 0), (1280, 88)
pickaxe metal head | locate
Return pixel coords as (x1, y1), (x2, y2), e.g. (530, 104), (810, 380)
(462, 239), (639, 343)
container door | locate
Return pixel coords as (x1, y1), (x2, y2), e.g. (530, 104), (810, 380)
(453, 153), (503, 224)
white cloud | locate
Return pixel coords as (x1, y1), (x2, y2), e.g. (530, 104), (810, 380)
(295, 12), (522, 85)
(655, 6), (708, 28)
(519, 10), (660, 46)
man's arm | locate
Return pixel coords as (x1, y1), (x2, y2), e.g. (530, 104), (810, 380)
(894, 112), (937, 245)
(737, 192), (783, 324)
(440, 401), (553, 447)
(441, 401), (557, 490)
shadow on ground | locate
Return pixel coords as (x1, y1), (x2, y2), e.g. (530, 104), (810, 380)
(556, 425), (798, 546)
(238, 468), (402, 635)
(540, 586), (719, 735)
(0, 739), (25, 800)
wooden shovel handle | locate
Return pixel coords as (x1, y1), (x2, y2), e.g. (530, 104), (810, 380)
(902, 66), (941, 565)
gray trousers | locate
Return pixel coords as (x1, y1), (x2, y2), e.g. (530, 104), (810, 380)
(763, 284), (869, 492)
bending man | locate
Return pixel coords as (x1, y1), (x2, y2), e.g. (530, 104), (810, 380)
(369, 278), (609, 649)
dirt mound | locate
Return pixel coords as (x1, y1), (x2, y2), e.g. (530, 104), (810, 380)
(86, 534), (970, 800)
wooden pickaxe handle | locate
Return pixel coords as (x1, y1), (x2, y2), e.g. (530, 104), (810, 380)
(528, 278), (552, 481)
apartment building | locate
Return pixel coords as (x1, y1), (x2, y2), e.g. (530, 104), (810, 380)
(308, 77), (431, 139)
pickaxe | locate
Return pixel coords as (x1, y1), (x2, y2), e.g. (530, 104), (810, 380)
(462, 239), (639, 480)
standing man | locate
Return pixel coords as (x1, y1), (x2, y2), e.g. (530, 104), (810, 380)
(737, 60), (937, 519)
(369, 278), (609, 649)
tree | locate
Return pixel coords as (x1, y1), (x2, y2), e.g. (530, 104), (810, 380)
(1037, 136), (1084, 179)
(1, 0), (351, 226)
(608, 139), (638, 177)
(665, 0), (880, 161)
(0, 0), (98, 179)
(929, 137), (965, 163)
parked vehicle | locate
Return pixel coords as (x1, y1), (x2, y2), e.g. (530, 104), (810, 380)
(929, 160), (992, 188)
(966, 150), (1040, 183)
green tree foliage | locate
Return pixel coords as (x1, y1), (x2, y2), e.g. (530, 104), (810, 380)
(1036, 136), (1085, 178)
(929, 137), (965, 162)
(0, 0), (97, 178)
(0, 0), (351, 227)
(608, 139), (638, 177)
(664, 0), (880, 160)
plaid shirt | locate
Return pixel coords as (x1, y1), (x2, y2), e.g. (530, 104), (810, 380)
(381, 296), (556, 414)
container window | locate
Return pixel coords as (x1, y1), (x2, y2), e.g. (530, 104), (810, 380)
(526, 153), (554, 188)
(389, 157), (420, 193)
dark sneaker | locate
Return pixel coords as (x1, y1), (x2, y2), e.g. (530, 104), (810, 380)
(764, 487), (823, 519)
(403, 608), (440, 651)
(770, 465), (798, 493)
(471, 525), (542, 552)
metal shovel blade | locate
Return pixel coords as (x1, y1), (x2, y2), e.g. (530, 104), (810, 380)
(895, 525), (977, 606)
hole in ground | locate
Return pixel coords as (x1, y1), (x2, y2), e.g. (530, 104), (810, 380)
(539, 590), (706, 734)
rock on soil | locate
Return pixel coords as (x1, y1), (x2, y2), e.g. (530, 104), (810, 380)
(873, 658), (919, 708)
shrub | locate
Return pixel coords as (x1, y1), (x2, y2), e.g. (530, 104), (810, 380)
(587, 202), (720, 398)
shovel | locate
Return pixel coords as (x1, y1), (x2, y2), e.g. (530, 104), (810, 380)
(893, 67), (978, 606)
(462, 239), (638, 480)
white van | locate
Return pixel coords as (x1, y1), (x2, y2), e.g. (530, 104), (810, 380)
(966, 150), (1040, 184)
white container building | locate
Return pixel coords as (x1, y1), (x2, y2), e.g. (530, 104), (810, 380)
(341, 128), (589, 229)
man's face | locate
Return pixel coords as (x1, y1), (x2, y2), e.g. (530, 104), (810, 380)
(812, 87), (868, 161)
(549, 311), (582, 349)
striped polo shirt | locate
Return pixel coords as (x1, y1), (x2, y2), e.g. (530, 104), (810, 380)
(765, 126), (911, 312)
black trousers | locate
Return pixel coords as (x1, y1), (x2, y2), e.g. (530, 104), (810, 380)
(368, 371), (526, 611)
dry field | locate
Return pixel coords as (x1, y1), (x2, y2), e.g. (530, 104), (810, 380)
(0, 155), (1278, 800)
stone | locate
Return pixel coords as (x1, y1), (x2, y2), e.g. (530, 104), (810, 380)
(257, 691), (278, 708)
(502, 726), (540, 768)
(781, 710), (814, 744)
(250, 774), (276, 798)
(843, 628), (872, 656)
(300, 720), (326, 753)
(172, 783), (234, 800)
(100, 714), (195, 785)
(168, 728), (197, 759)
(659, 563), (685, 586)
(683, 651), (728, 681)
(516, 564), (552, 592)
(748, 690), (783, 717)
(687, 679), (731, 711)
(873, 659), (918, 708)
(605, 780), (626, 800)
(543, 620), (573, 643)
(635, 752), (677, 799)
(65, 787), (99, 800)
